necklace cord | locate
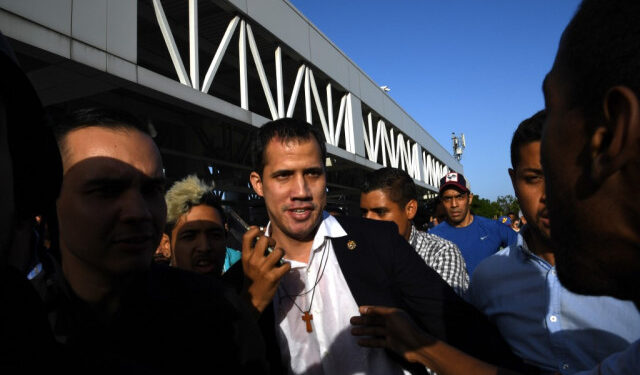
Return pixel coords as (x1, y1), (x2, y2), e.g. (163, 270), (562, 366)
(280, 238), (330, 314)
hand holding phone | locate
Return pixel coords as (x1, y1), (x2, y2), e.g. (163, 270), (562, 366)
(241, 226), (291, 314)
(226, 208), (284, 266)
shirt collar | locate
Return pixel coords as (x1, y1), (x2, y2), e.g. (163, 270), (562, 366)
(313, 211), (347, 243)
(264, 211), (346, 239)
(265, 211), (347, 266)
(518, 232), (553, 268)
(408, 224), (418, 244)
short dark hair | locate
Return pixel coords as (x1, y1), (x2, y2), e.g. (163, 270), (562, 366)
(251, 118), (327, 175)
(555, 0), (640, 123)
(53, 107), (149, 161)
(362, 167), (417, 208)
(510, 110), (545, 169)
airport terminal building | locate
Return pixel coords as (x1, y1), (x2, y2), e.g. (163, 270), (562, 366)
(0, 0), (462, 220)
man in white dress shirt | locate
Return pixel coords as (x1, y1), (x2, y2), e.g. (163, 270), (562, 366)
(240, 118), (528, 375)
(247, 118), (408, 375)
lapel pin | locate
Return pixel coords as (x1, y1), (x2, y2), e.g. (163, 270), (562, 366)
(347, 240), (357, 250)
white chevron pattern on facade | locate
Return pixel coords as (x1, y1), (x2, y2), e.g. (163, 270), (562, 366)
(151, 0), (450, 188)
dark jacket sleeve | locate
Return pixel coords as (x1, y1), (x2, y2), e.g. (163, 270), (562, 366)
(223, 260), (285, 375)
(337, 217), (536, 374)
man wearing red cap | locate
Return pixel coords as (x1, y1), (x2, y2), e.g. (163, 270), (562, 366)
(430, 172), (516, 275)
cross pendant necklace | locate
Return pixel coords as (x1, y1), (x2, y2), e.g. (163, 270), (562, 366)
(302, 311), (314, 333)
(281, 239), (330, 334)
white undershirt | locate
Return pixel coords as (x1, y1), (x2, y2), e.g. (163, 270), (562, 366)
(267, 213), (408, 375)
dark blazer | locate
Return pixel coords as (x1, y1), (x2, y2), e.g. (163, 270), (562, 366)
(226, 216), (533, 375)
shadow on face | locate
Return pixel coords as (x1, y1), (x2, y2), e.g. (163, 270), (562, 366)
(360, 189), (413, 239)
(170, 204), (226, 276)
(57, 156), (166, 278)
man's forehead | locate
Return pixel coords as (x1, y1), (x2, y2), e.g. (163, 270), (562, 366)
(518, 141), (542, 163)
(269, 136), (319, 151)
(441, 188), (467, 196)
(542, 65), (571, 105)
(63, 126), (162, 175)
(264, 137), (323, 166)
(181, 204), (224, 223)
(175, 207), (225, 234)
(177, 219), (224, 231)
(361, 189), (394, 205)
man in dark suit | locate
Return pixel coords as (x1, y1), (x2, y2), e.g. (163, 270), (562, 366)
(238, 118), (529, 374)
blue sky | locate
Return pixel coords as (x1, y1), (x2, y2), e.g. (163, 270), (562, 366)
(289, 0), (581, 201)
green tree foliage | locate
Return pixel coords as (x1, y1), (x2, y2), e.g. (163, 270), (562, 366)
(496, 195), (520, 216)
(424, 194), (520, 220)
(470, 194), (519, 219)
(470, 195), (500, 218)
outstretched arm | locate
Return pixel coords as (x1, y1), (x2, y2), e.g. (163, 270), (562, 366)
(350, 306), (523, 375)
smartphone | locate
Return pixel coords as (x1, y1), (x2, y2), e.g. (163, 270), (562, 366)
(224, 207), (284, 266)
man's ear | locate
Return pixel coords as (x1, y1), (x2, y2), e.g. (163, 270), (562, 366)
(405, 199), (418, 220)
(592, 86), (640, 182)
(157, 233), (171, 258)
(249, 171), (264, 197)
(508, 168), (524, 203)
(508, 168), (516, 188)
(468, 193), (474, 205)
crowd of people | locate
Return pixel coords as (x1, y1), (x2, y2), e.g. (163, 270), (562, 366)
(1, 0), (639, 374)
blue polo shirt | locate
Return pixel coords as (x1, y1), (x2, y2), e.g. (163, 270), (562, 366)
(470, 233), (640, 374)
(430, 215), (516, 275)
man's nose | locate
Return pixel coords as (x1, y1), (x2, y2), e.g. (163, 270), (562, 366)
(540, 185), (547, 204)
(291, 174), (311, 198)
(120, 189), (153, 222)
(194, 233), (212, 252)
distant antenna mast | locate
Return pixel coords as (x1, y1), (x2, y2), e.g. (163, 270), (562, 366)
(451, 132), (466, 161)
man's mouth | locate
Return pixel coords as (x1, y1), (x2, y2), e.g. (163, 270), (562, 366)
(286, 205), (315, 219)
(193, 256), (219, 274)
(116, 235), (151, 243)
(539, 209), (550, 223)
(113, 234), (153, 249)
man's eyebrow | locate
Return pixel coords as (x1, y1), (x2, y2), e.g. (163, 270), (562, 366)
(542, 74), (550, 96)
(84, 177), (129, 186)
(305, 166), (323, 172)
(519, 167), (544, 174)
(371, 207), (389, 212)
(269, 169), (293, 177)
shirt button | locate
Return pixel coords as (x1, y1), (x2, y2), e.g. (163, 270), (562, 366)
(549, 315), (558, 323)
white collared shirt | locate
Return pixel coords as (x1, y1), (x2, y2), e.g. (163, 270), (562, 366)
(268, 212), (407, 375)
